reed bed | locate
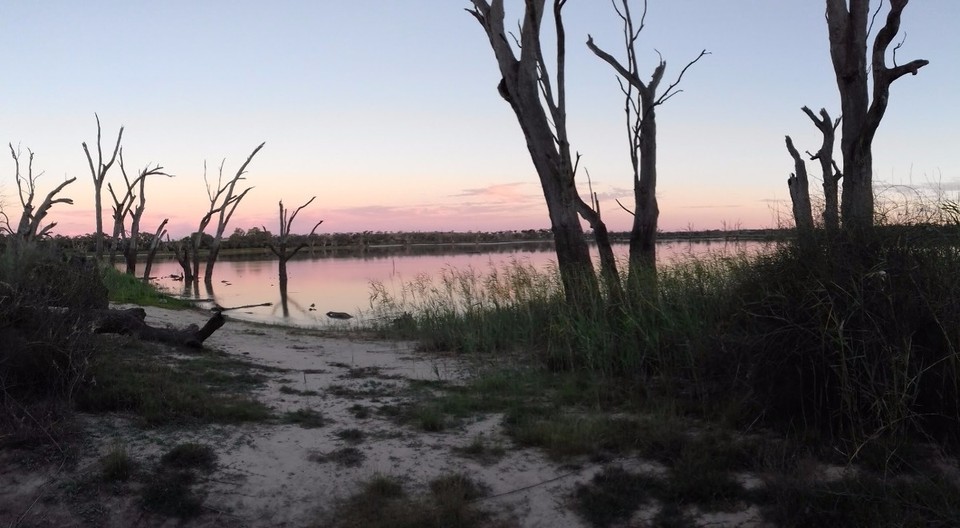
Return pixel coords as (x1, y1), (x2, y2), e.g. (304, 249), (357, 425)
(370, 227), (960, 455)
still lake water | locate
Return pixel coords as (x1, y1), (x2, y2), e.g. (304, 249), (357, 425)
(145, 240), (767, 328)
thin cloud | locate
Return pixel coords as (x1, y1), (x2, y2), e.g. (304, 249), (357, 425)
(454, 182), (538, 202)
(679, 204), (743, 209)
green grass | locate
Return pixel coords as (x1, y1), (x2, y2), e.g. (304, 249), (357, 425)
(371, 227), (960, 464)
(282, 407), (326, 428)
(453, 435), (506, 464)
(75, 337), (271, 425)
(101, 266), (191, 308)
(319, 473), (497, 528)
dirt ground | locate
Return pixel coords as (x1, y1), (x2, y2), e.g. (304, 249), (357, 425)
(0, 306), (766, 528)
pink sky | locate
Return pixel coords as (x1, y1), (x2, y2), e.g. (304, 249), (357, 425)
(33, 175), (780, 238)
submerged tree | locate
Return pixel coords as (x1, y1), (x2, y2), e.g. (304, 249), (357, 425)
(265, 197), (323, 313)
(173, 143), (263, 284)
(468, 0), (610, 303)
(586, 0), (706, 285)
(825, 0), (928, 233)
(202, 143), (263, 284)
(2, 144), (76, 244)
(82, 114), (124, 260)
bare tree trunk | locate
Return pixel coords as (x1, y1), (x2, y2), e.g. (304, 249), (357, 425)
(266, 198), (323, 297)
(825, 0), (928, 233)
(142, 219), (168, 280)
(587, 0), (707, 289)
(578, 173), (622, 302)
(468, 0), (599, 303)
(82, 114), (123, 260)
(785, 136), (815, 232)
(171, 236), (195, 282)
(120, 156), (171, 275)
(631, 101), (659, 278)
(203, 143), (263, 284)
(801, 107), (842, 232)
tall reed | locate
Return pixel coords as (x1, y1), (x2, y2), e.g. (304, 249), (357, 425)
(369, 223), (960, 453)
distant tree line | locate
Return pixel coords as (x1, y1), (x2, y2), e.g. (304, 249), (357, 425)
(10, 226), (800, 257)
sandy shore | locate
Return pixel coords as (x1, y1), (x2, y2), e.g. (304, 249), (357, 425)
(0, 306), (769, 527)
(0, 307), (583, 527)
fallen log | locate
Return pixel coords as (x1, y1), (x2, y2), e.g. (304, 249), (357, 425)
(92, 307), (225, 348)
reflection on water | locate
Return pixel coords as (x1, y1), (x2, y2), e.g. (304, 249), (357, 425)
(144, 240), (769, 328)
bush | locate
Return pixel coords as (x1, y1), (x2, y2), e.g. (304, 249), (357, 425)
(0, 245), (104, 400)
(728, 229), (960, 449)
(0, 243), (105, 446)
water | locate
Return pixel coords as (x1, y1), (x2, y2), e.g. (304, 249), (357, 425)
(143, 239), (766, 327)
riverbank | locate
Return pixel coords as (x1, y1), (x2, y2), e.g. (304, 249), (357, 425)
(0, 306), (667, 527)
(5, 303), (960, 527)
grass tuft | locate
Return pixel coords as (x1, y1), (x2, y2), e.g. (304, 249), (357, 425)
(75, 340), (271, 425)
(141, 469), (203, 518)
(100, 445), (135, 482)
(573, 466), (651, 528)
(320, 473), (497, 528)
(161, 442), (218, 472)
(283, 407), (326, 428)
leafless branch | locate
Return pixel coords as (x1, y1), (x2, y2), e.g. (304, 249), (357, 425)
(654, 49), (710, 106)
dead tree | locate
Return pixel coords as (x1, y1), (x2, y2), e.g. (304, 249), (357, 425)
(3, 144), (77, 244)
(468, 0), (607, 304)
(171, 234), (194, 282)
(82, 114), (124, 260)
(265, 197), (323, 292)
(116, 150), (172, 275)
(802, 107), (842, 232)
(784, 136), (815, 232)
(142, 218), (168, 280)
(91, 307), (224, 348)
(201, 142), (263, 284)
(825, 0), (928, 233)
(587, 0), (707, 285)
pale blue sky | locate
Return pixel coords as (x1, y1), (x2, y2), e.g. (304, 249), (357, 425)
(1, 1), (956, 236)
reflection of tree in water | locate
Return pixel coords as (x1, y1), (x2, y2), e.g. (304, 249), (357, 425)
(274, 282), (302, 319)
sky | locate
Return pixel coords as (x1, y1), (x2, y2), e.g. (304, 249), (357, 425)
(1, 1), (957, 238)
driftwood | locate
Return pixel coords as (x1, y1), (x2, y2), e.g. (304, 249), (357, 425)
(92, 307), (224, 348)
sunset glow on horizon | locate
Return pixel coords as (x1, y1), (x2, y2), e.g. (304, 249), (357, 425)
(2, 2), (957, 239)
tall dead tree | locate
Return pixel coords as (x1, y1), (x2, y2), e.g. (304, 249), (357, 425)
(786, 107), (842, 233)
(82, 114), (124, 260)
(115, 150), (172, 275)
(784, 136), (815, 232)
(586, 0), (706, 284)
(265, 197), (323, 293)
(202, 142), (263, 284)
(825, 0), (928, 233)
(3, 144), (77, 244)
(468, 0), (605, 303)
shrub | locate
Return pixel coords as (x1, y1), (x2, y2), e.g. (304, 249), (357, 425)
(728, 229), (960, 450)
